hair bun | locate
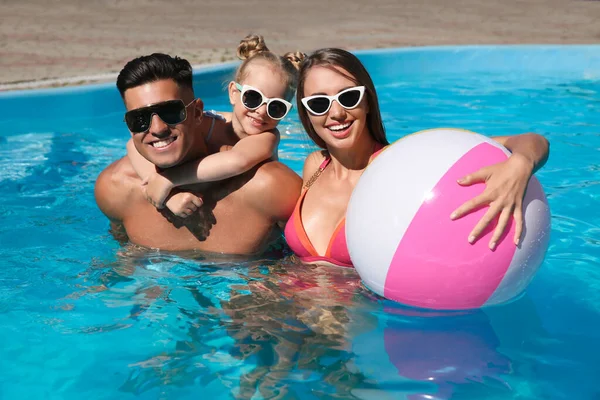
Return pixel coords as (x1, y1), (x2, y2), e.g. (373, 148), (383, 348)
(236, 34), (270, 60)
(283, 51), (306, 71)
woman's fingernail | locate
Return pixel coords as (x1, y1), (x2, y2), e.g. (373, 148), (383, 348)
(450, 212), (457, 220)
(468, 236), (475, 244)
(489, 242), (496, 250)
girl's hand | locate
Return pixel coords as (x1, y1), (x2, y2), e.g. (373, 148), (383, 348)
(141, 173), (175, 209)
(450, 153), (534, 249)
(164, 192), (203, 218)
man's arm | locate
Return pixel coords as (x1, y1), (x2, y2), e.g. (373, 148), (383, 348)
(94, 158), (136, 225)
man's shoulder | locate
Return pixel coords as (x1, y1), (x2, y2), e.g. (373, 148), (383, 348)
(251, 160), (301, 192)
(94, 156), (140, 221)
(96, 156), (139, 188)
(243, 160), (302, 222)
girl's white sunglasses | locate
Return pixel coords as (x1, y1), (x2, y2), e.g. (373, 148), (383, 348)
(301, 86), (366, 116)
(235, 83), (292, 120)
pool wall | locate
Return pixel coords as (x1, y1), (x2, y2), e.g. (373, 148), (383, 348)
(1, 45), (599, 130)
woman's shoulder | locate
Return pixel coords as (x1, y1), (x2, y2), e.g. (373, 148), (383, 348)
(369, 143), (388, 162)
(302, 150), (328, 181)
(303, 150), (328, 169)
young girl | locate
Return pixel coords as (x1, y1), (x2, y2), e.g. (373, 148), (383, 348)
(127, 35), (304, 217)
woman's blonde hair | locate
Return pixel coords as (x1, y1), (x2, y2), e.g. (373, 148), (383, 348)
(235, 34), (305, 99)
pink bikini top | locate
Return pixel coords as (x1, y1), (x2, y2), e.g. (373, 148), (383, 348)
(284, 145), (385, 268)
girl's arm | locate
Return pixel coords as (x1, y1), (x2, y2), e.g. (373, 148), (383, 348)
(126, 139), (174, 208)
(450, 133), (550, 249)
(141, 131), (278, 207)
(126, 139), (202, 213)
(126, 139), (160, 181)
(162, 131), (278, 186)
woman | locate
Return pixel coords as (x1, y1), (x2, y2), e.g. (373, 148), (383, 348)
(285, 48), (549, 268)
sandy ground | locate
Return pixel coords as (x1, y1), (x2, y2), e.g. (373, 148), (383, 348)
(1, 0), (599, 90)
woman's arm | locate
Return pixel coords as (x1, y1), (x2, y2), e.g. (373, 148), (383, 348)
(450, 133), (550, 249)
(492, 133), (549, 173)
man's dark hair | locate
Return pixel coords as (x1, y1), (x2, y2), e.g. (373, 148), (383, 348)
(116, 53), (193, 97)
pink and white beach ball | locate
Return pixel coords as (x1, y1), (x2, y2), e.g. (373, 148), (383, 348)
(346, 128), (551, 310)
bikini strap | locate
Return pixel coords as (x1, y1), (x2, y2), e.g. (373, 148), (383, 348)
(203, 110), (227, 143)
(370, 142), (386, 161)
(303, 143), (386, 190)
(303, 155), (331, 190)
(205, 117), (216, 142)
(204, 110), (227, 121)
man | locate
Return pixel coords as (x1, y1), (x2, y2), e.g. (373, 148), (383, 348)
(95, 53), (301, 254)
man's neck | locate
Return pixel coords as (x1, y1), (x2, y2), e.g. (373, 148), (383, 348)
(180, 123), (211, 164)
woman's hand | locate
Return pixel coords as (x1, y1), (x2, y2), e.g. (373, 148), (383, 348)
(450, 153), (535, 249)
(141, 173), (175, 209)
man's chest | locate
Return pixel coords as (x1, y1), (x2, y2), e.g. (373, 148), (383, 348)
(122, 188), (228, 250)
(120, 183), (269, 253)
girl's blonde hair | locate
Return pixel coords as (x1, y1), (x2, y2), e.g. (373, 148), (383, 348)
(235, 34), (305, 99)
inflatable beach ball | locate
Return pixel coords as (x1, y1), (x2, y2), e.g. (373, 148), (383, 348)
(346, 128), (551, 310)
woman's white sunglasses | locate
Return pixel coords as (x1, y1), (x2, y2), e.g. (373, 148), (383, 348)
(301, 86), (366, 116)
(235, 83), (292, 120)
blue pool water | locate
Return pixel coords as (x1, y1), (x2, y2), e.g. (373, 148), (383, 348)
(1, 46), (600, 399)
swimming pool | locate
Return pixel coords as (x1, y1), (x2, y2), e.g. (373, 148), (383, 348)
(1, 45), (599, 399)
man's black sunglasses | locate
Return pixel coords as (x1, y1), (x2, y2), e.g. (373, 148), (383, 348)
(124, 99), (195, 133)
